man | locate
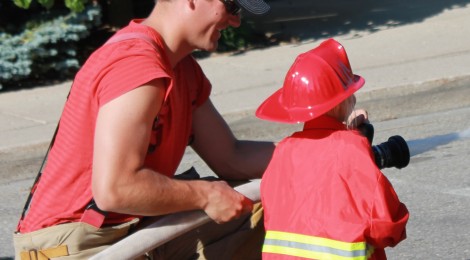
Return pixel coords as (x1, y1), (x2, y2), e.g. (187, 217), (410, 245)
(14, 0), (276, 259)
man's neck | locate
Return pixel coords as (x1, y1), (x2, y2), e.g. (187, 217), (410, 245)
(142, 6), (195, 68)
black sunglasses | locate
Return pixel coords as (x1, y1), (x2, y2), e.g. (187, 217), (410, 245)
(220, 0), (241, 15)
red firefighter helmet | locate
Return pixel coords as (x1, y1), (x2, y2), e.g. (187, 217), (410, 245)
(256, 38), (365, 123)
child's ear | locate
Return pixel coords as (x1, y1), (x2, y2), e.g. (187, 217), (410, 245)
(187, 0), (196, 11)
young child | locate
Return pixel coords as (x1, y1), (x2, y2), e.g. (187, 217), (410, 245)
(257, 39), (409, 260)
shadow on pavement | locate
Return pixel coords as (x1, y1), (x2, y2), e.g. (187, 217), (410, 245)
(247, 0), (470, 41)
(407, 127), (470, 157)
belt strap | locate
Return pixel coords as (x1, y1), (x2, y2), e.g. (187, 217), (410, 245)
(80, 200), (108, 228)
(20, 245), (68, 260)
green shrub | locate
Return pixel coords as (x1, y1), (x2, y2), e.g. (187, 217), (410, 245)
(0, 3), (101, 89)
(12, 0), (89, 12)
(0, 1), (271, 90)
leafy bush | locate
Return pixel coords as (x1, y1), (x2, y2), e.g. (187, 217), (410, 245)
(0, 0), (272, 90)
(218, 20), (269, 52)
(12, 0), (89, 12)
(0, 3), (101, 89)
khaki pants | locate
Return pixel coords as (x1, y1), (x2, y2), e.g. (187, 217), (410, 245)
(151, 202), (264, 260)
(13, 204), (264, 260)
(13, 218), (139, 260)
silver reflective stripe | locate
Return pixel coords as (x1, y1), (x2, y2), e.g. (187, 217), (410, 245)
(262, 230), (374, 260)
(264, 238), (369, 258)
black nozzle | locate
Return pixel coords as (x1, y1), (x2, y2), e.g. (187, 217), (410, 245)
(372, 135), (410, 169)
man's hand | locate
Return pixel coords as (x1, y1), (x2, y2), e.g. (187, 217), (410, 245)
(201, 181), (253, 224)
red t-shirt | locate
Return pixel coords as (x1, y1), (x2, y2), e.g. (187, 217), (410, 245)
(18, 20), (211, 233)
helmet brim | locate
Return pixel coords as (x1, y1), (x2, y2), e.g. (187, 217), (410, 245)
(256, 75), (365, 124)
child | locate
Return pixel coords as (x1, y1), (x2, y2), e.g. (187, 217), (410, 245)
(257, 39), (409, 260)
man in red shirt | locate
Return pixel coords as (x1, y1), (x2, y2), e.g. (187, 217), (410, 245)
(14, 0), (276, 259)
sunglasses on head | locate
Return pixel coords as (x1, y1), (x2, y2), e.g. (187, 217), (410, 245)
(219, 0), (241, 15)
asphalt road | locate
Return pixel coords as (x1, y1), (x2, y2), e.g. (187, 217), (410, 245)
(1, 81), (469, 259)
(2, 0), (470, 258)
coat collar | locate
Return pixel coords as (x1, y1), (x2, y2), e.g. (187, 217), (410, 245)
(303, 115), (347, 131)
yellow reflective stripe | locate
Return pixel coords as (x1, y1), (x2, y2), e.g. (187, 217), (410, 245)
(266, 230), (366, 251)
(263, 230), (374, 260)
(263, 244), (368, 260)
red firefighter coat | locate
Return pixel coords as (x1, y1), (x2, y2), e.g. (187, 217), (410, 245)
(261, 115), (409, 260)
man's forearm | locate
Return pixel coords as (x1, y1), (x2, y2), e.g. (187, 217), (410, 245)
(93, 169), (209, 216)
(215, 140), (275, 180)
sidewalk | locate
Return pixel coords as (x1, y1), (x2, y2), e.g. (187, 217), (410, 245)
(1, 3), (470, 151)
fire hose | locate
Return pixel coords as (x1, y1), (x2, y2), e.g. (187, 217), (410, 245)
(90, 179), (261, 260)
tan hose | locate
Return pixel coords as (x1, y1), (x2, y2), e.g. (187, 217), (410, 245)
(90, 179), (261, 260)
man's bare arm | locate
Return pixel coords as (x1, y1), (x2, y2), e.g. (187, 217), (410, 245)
(91, 81), (250, 222)
(191, 99), (276, 180)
